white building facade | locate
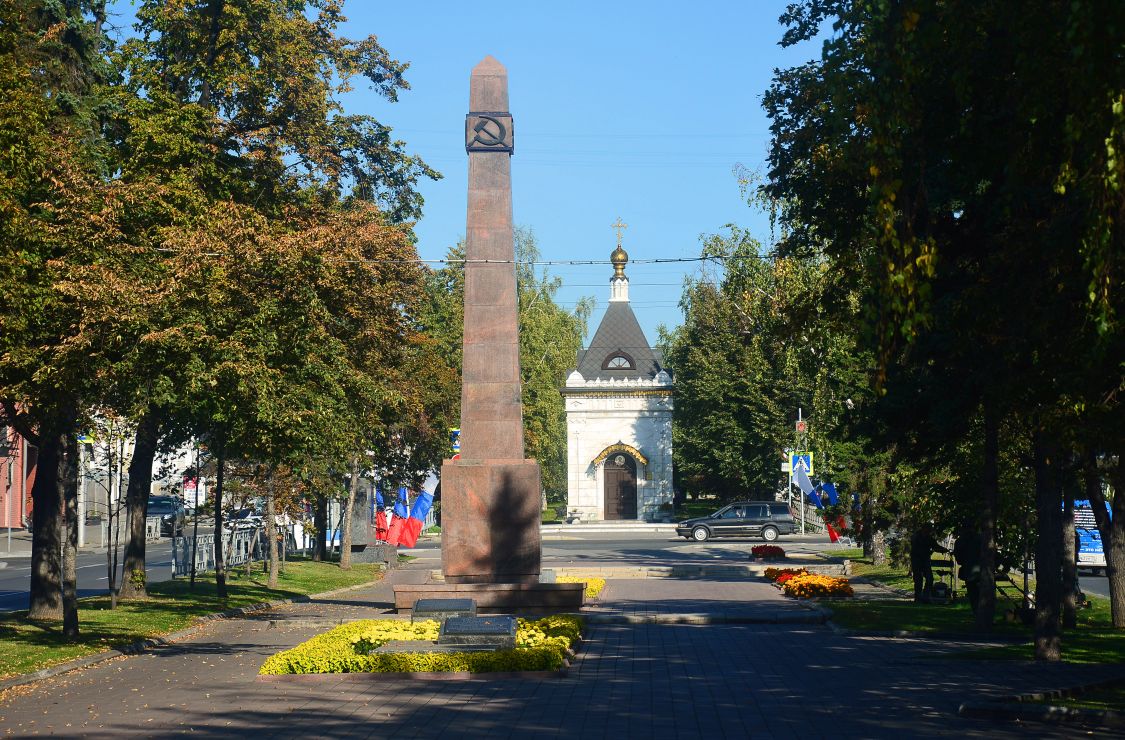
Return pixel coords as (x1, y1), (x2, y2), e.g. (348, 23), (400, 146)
(562, 236), (674, 521)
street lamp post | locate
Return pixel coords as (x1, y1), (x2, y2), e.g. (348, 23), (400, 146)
(6, 459), (12, 554)
(784, 447), (793, 523)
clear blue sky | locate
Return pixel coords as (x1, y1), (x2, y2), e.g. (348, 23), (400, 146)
(111, 1), (820, 344)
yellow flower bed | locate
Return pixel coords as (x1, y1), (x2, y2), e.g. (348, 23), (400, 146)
(259, 615), (584, 675)
(780, 573), (855, 599)
(556, 576), (606, 599)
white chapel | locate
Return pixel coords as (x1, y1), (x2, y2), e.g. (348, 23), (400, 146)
(561, 222), (674, 521)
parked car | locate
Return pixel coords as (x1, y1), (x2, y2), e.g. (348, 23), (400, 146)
(225, 507), (263, 530)
(675, 501), (797, 542)
(147, 495), (186, 537)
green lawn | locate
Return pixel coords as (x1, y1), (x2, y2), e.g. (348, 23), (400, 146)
(829, 556), (1124, 664)
(846, 558), (917, 592)
(824, 599), (1029, 636)
(0, 559), (382, 681)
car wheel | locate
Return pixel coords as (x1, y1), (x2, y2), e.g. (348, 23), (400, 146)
(761, 526), (779, 542)
(692, 526), (710, 542)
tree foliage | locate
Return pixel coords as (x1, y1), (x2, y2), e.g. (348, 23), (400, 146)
(760, 0), (1125, 653)
(0, 0), (442, 620)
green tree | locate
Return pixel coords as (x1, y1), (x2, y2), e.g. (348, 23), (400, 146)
(0, 0), (113, 629)
(667, 226), (872, 503)
(763, 0), (1125, 655)
(91, 0), (440, 597)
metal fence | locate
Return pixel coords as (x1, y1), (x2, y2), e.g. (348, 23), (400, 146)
(171, 526), (262, 577)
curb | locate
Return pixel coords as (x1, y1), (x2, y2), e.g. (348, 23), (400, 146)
(0, 575), (385, 693)
(256, 667), (570, 682)
(958, 677), (1125, 728)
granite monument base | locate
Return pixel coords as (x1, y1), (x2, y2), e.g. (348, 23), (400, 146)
(440, 458), (541, 584)
(392, 582), (584, 614)
(348, 542), (398, 569)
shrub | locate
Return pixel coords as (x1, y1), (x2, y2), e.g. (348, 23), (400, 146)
(555, 576), (606, 599)
(260, 615), (585, 675)
(781, 574), (854, 599)
(751, 545), (786, 559)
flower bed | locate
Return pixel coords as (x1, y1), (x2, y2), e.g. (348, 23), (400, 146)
(780, 573), (854, 599)
(260, 615), (584, 675)
(556, 576), (606, 600)
(751, 545), (786, 559)
(764, 566), (807, 581)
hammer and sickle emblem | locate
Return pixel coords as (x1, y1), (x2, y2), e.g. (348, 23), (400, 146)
(471, 116), (507, 146)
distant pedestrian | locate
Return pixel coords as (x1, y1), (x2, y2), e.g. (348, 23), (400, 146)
(952, 526), (982, 614)
(910, 524), (948, 603)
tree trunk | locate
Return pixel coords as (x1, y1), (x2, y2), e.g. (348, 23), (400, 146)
(872, 529), (887, 566)
(118, 408), (161, 599)
(1061, 495), (1078, 629)
(1033, 429), (1063, 661)
(214, 448), (227, 599)
(266, 472), (278, 589)
(340, 456), (359, 570)
(976, 403), (999, 631)
(27, 428), (62, 621)
(861, 479), (875, 559)
(313, 493), (327, 562)
(61, 429), (79, 640)
(1088, 450), (1125, 628)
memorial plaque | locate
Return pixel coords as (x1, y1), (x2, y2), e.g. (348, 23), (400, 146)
(437, 615), (517, 649)
(412, 598), (477, 623)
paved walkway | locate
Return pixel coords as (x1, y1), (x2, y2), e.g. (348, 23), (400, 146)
(1, 560), (1122, 738)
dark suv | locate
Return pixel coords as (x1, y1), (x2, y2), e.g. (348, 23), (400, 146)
(147, 495), (186, 537)
(676, 501), (797, 542)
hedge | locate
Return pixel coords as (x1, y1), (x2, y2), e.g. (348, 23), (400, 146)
(260, 615), (584, 675)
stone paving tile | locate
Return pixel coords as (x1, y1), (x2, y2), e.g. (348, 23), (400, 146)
(2, 562), (1123, 738)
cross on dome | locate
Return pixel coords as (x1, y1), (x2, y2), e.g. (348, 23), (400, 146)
(611, 217), (627, 248)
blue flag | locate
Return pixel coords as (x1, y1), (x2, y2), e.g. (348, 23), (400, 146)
(409, 490), (434, 521)
(375, 485), (384, 508)
(393, 487), (409, 519)
(820, 482), (840, 506)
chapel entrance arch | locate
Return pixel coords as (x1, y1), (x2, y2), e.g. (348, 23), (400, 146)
(603, 453), (638, 520)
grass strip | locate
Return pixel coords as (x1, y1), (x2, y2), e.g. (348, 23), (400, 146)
(0, 559), (381, 680)
(1030, 683), (1125, 711)
(827, 556), (1124, 664)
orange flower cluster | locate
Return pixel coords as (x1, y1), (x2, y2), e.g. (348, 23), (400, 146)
(780, 574), (854, 599)
(764, 567), (807, 581)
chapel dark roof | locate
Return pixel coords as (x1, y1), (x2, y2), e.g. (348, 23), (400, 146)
(574, 300), (663, 381)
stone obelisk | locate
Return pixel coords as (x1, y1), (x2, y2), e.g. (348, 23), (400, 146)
(440, 56), (542, 584)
